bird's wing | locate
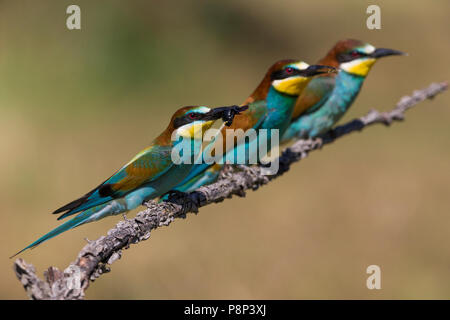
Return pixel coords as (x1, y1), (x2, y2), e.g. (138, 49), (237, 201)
(292, 75), (336, 120)
(54, 144), (174, 219)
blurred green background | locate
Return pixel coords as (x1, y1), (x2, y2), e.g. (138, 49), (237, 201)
(1, 0), (449, 299)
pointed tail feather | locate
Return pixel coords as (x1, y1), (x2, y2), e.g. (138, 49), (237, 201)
(52, 194), (89, 214)
(12, 199), (127, 258)
(52, 177), (113, 217)
(55, 190), (114, 221)
(11, 213), (89, 258)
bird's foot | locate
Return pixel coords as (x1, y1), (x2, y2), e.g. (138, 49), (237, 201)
(277, 148), (296, 175)
(164, 190), (204, 216)
(321, 128), (338, 143)
(328, 128), (337, 139)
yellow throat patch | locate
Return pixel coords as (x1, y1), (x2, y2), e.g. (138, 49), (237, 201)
(272, 76), (310, 96)
(176, 121), (214, 139)
(341, 58), (377, 77)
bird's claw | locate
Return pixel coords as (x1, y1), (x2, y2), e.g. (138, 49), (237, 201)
(164, 190), (205, 215)
(222, 105), (248, 126)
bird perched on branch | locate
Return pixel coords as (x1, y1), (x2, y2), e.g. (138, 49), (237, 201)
(172, 60), (337, 193)
(282, 39), (406, 142)
(14, 105), (247, 255)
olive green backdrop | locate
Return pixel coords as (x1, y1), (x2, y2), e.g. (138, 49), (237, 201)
(1, 0), (449, 299)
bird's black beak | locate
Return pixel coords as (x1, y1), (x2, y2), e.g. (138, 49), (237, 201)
(203, 105), (249, 126)
(370, 48), (407, 59)
(298, 64), (337, 77)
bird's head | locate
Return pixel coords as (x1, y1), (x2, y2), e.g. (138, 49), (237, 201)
(323, 39), (406, 77)
(245, 59), (336, 104)
(171, 105), (247, 139)
(269, 60), (337, 96)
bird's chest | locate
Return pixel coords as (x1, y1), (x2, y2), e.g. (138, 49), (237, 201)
(262, 88), (297, 134)
(332, 72), (365, 114)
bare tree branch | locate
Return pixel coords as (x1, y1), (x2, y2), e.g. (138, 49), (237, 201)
(13, 81), (448, 300)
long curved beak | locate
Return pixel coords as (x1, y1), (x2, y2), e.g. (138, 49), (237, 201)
(298, 64), (337, 77)
(370, 48), (407, 58)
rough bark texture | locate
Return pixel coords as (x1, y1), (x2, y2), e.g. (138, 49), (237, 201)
(13, 81), (448, 299)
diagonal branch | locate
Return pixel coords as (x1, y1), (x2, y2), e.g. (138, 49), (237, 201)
(13, 81), (448, 299)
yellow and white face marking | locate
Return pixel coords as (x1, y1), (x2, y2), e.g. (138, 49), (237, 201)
(340, 58), (376, 77)
(360, 43), (376, 55)
(272, 61), (311, 96)
(291, 61), (310, 71)
(340, 43), (377, 77)
(175, 107), (215, 140)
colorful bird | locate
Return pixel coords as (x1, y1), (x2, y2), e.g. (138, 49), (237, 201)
(14, 105), (247, 255)
(282, 39), (406, 142)
(172, 60), (337, 193)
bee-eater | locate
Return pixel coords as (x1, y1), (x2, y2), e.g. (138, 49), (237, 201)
(282, 39), (406, 142)
(172, 60), (337, 193)
(14, 105), (246, 255)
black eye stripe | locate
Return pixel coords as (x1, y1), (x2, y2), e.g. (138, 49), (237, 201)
(188, 112), (201, 119)
(337, 50), (368, 63)
(173, 112), (204, 129)
(270, 68), (299, 81)
(173, 117), (186, 129)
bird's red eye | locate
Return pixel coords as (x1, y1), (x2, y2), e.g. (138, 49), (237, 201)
(351, 51), (359, 57)
(285, 67), (294, 74)
(188, 113), (198, 120)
